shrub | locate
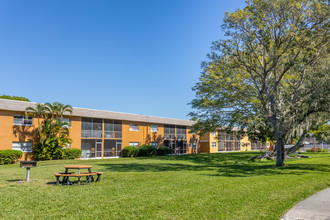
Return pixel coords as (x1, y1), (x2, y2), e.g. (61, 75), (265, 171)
(317, 148), (323, 152)
(63, 149), (82, 159)
(137, 145), (157, 157)
(122, 146), (139, 157)
(157, 146), (171, 155)
(323, 149), (328, 153)
(0, 150), (23, 165)
(32, 141), (65, 160)
(306, 149), (311, 152)
(311, 147), (319, 152)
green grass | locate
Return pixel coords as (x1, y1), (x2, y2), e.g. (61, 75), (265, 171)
(0, 152), (329, 219)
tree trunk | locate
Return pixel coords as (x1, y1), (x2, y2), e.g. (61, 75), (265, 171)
(275, 133), (285, 167)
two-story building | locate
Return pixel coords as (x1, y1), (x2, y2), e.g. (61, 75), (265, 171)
(0, 99), (199, 159)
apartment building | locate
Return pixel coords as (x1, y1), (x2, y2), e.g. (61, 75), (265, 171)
(200, 128), (270, 153)
(0, 99), (199, 159)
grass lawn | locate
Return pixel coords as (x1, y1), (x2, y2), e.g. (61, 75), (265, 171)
(0, 152), (329, 219)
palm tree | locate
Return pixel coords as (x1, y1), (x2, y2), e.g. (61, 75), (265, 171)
(44, 102), (73, 138)
(25, 103), (46, 138)
(57, 103), (73, 120)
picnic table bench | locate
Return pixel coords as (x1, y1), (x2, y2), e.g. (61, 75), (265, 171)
(55, 165), (103, 185)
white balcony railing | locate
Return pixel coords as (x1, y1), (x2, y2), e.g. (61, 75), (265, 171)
(81, 130), (102, 138)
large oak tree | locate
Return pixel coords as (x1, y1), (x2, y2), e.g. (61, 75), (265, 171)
(189, 0), (329, 166)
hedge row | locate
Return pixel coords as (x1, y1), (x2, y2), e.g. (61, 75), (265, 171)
(63, 149), (82, 159)
(306, 148), (328, 153)
(0, 150), (23, 165)
(122, 145), (171, 157)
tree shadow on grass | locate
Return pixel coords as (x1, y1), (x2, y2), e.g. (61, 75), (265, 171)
(98, 163), (211, 172)
(209, 163), (330, 177)
(147, 152), (261, 165)
(98, 161), (329, 177)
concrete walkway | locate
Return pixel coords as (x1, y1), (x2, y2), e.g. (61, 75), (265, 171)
(281, 187), (330, 220)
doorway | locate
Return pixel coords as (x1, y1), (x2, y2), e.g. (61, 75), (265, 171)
(95, 141), (102, 158)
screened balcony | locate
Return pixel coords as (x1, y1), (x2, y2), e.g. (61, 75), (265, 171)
(81, 118), (103, 138)
(164, 125), (186, 140)
(104, 120), (122, 139)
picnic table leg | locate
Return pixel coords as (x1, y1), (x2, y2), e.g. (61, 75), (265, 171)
(56, 176), (60, 185)
(96, 174), (101, 182)
(88, 168), (94, 182)
(84, 175), (91, 185)
(66, 176), (71, 185)
(78, 176), (81, 186)
(63, 168), (69, 183)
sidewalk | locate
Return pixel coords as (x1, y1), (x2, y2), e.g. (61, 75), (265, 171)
(281, 187), (330, 220)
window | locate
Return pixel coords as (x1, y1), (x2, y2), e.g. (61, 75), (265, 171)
(150, 142), (158, 148)
(104, 140), (122, 157)
(241, 143), (245, 147)
(13, 115), (33, 126)
(81, 118), (103, 138)
(150, 125), (158, 132)
(176, 126), (187, 140)
(190, 143), (196, 149)
(164, 125), (176, 139)
(129, 124), (139, 131)
(129, 142), (139, 147)
(218, 132), (225, 140)
(104, 120), (122, 138)
(211, 131), (216, 136)
(212, 142), (216, 148)
(267, 143), (270, 147)
(12, 142), (32, 152)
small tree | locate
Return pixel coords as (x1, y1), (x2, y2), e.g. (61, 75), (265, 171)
(25, 102), (73, 160)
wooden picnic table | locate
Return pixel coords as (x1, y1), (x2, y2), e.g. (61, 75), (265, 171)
(64, 165), (93, 174)
(61, 165), (94, 185)
(55, 165), (103, 185)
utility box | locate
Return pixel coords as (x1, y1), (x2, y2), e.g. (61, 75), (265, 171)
(20, 161), (37, 181)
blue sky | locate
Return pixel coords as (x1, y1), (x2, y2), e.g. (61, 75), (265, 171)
(0, 0), (246, 119)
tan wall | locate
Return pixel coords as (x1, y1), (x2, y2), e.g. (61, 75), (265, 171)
(69, 116), (82, 149)
(0, 110), (38, 150)
(1, 109), (201, 159)
(209, 132), (219, 153)
(121, 122), (200, 154)
(121, 121), (165, 148)
(240, 134), (252, 151)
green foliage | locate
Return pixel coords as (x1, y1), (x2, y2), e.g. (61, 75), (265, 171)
(156, 146), (172, 155)
(0, 150), (23, 165)
(122, 146), (139, 157)
(32, 141), (65, 160)
(137, 145), (157, 157)
(123, 145), (158, 157)
(26, 102), (73, 161)
(189, 0), (330, 166)
(0, 95), (30, 102)
(63, 149), (82, 159)
(309, 121), (330, 144)
(307, 148), (328, 153)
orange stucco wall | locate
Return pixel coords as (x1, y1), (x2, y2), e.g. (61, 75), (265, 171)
(198, 131), (270, 153)
(0, 110), (200, 159)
